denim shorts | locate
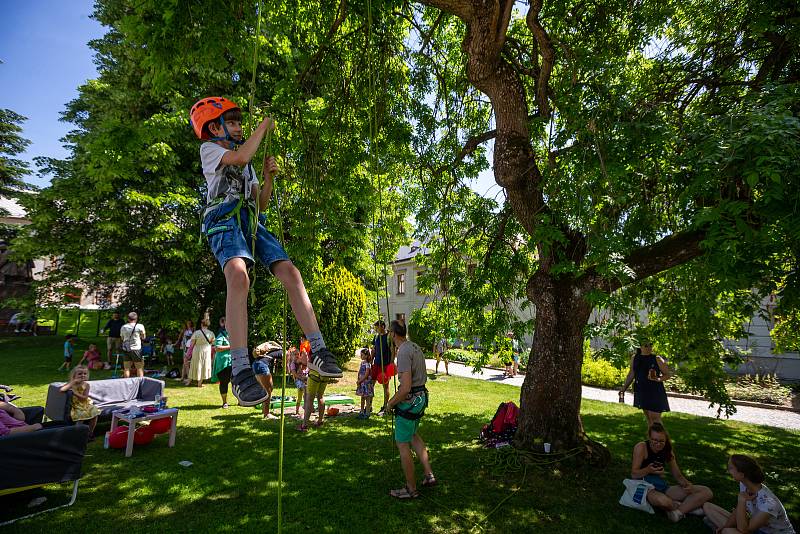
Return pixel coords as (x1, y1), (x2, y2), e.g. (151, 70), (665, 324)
(252, 358), (271, 376)
(643, 474), (669, 493)
(203, 201), (289, 271)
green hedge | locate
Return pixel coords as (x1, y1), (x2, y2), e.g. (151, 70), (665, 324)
(581, 356), (627, 389)
(312, 264), (367, 368)
(408, 305), (436, 350)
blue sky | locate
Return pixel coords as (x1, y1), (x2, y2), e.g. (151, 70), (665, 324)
(1, 2), (498, 197)
(1, 1), (103, 188)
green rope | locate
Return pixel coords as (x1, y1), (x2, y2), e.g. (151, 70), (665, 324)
(243, 3), (286, 532)
(247, 0), (263, 139)
(272, 137), (287, 534)
(419, 446), (584, 533)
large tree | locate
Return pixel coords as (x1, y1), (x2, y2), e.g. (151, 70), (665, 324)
(407, 0), (800, 456)
(16, 0), (410, 334)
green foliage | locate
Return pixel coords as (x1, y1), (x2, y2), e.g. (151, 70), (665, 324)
(14, 0), (411, 327)
(410, 0), (800, 435)
(668, 373), (793, 406)
(726, 374), (792, 406)
(581, 355), (627, 390)
(0, 107), (33, 199)
(771, 312), (800, 354)
(408, 305), (436, 350)
(311, 264), (366, 368)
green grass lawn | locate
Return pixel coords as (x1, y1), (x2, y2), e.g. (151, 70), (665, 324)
(2, 335), (798, 533)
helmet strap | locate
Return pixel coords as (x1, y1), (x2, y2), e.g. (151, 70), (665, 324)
(209, 116), (245, 149)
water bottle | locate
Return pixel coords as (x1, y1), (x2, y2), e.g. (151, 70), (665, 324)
(154, 394), (161, 410)
(103, 431), (110, 449)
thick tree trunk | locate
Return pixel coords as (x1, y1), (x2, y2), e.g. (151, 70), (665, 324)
(514, 273), (606, 460)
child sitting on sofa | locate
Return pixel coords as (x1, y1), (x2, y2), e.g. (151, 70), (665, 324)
(59, 365), (101, 441)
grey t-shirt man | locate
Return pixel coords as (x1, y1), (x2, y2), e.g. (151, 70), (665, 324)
(396, 340), (427, 388)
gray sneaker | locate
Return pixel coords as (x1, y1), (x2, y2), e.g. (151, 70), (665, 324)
(232, 368), (270, 407)
(308, 348), (343, 378)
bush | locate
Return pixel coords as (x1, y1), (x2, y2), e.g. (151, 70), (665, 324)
(311, 264), (367, 368)
(726, 374), (792, 405)
(581, 356), (627, 389)
(408, 306), (437, 350)
(667, 373), (792, 405)
(446, 348), (474, 364)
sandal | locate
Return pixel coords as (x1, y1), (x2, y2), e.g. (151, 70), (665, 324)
(389, 486), (420, 500)
(422, 473), (438, 487)
(314, 420), (324, 428)
(296, 423), (308, 432)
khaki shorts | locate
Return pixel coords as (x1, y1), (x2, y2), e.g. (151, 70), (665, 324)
(123, 350), (144, 369)
(307, 372), (329, 400)
(107, 336), (122, 352)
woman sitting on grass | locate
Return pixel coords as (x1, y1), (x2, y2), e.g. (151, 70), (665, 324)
(630, 422), (713, 522)
(59, 365), (100, 441)
(702, 454), (796, 534)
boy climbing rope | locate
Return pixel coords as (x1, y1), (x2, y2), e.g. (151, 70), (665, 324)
(190, 96), (342, 406)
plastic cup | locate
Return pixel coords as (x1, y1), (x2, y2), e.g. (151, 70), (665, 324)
(544, 442), (551, 453)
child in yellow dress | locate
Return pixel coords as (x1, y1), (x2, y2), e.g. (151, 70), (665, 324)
(59, 365), (100, 440)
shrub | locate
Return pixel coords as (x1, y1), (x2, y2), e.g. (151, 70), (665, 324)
(667, 373), (792, 405)
(581, 356), (627, 389)
(408, 306), (437, 350)
(311, 264), (367, 368)
(726, 374), (792, 405)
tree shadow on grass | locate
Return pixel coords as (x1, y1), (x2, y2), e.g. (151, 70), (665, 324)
(582, 408), (800, 527)
(2, 337), (797, 534)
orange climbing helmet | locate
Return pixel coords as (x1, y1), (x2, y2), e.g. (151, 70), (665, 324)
(189, 96), (240, 140)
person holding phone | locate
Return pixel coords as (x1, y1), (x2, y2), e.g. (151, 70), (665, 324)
(620, 339), (671, 427)
(630, 422), (713, 522)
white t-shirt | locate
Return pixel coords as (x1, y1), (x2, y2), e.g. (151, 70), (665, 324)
(120, 323), (146, 351)
(740, 482), (796, 534)
(200, 142), (258, 205)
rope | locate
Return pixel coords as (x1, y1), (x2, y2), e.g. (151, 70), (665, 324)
(272, 130), (287, 534)
(243, 3), (286, 532)
(365, 0), (396, 444)
(419, 446), (584, 532)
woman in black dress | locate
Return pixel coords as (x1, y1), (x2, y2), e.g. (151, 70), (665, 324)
(620, 340), (671, 426)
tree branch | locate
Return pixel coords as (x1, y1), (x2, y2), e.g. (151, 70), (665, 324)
(592, 228), (707, 293)
(526, 0), (555, 118)
(433, 128), (497, 176)
(297, 0), (348, 84)
(419, 0), (472, 20)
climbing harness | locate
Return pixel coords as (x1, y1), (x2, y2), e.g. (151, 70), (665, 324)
(392, 385), (429, 421)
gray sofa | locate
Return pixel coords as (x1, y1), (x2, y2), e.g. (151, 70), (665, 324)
(45, 377), (165, 423)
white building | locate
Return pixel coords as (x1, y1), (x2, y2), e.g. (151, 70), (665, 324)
(378, 240), (535, 346)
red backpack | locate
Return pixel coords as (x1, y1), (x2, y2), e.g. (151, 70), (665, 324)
(479, 401), (519, 445)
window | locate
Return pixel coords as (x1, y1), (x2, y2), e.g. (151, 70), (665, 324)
(416, 271), (425, 294)
(397, 273), (406, 295)
(396, 313), (406, 323)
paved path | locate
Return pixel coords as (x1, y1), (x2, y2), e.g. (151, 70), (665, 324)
(425, 359), (800, 431)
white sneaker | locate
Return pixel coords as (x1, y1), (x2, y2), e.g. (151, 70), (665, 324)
(666, 510), (684, 523)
